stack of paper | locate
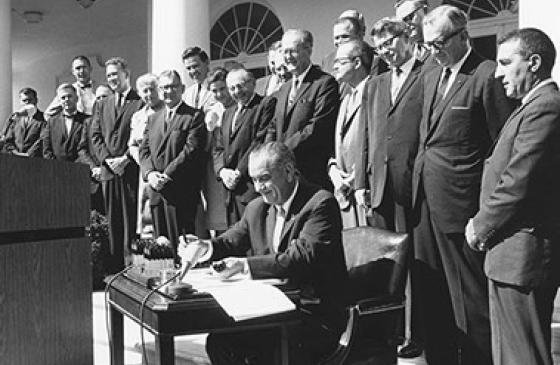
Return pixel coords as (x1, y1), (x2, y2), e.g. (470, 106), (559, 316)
(183, 269), (295, 321)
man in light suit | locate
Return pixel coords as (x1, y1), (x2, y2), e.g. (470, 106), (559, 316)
(214, 68), (276, 226)
(466, 28), (560, 365)
(3, 88), (45, 157)
(411, 6), (515, 365)
(180, 142), (348, 365)
(139, 70), (207, 253)
(91, 57), (144, 273)
(182, 46), (215, 112)
(42, 83), (89, 162)
(266, 29), (340, 191)
(328, 40), (371, 228)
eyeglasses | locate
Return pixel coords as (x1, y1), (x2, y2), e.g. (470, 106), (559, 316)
(372, 33), (402, 54)
(424, 28), (465, 51)
(333, 57), (357, 66)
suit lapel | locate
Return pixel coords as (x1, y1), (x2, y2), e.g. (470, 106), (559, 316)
(276, 83), (290, 135)
(278, 184), (308, 251)
(266, 205), (276, 252)
(390, 60), (422, 113)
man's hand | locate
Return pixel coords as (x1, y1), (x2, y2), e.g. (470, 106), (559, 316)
(220, 168), (240, 190)
(328, 164), (344, 191)
(91, 167), (102, 181)
(465, 218), (485, 251)
(211, 257), (248, 279)
(177, 236), (211, 269)
(147, 171), (171, 191)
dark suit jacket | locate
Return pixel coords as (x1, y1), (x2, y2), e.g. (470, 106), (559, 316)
(213, 94), (276, 217)
(139, 101), (207, 206)
(412, 51), (514, 233)
(472, 82), (560, 288)
(42, 111), (89, 162)
(266, 65), (340, 190)
(356, 60), (424, 210)
(3, 110), (45, 157)
(91, 89), (143, 179)
(211, 179), (349, 323)
(78, 114), (103, 194)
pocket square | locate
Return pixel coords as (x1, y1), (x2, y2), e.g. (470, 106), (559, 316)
(451, 105), (470, 110)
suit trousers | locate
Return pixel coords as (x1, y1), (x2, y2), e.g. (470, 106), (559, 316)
(489, 279), (557, 365)
(412, 189), (491, 365)
(102, 167), (138, 274)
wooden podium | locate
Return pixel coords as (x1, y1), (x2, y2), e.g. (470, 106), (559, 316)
(0, 155), (93, 364)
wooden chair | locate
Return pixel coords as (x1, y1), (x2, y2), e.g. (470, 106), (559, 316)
(319, 226), (410, 365)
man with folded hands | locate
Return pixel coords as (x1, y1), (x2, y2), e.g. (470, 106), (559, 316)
(179, 141), (348, 365)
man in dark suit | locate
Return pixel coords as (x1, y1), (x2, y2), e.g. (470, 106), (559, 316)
(266, 29), (340, 190)
(355, 18), (426, 357)
(91, 57), (143, 273)
(466, 28), (560, 365)
(180, 141), (348, 365)
(42, 83), (89, 162)
(214, 68), (275, 226)
(3, 87), (45, 157)
(139, 70), (207, 252)
(411, 6), (515, 365)
(328, 40), (371, 228)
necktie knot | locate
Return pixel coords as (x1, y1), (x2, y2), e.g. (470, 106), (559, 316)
(394, 67), (403, 76)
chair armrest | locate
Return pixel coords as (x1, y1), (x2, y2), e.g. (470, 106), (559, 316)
(356, 295), (405, 316)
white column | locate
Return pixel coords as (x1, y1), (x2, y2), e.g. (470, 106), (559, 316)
(519, 0), (560, 81)
(149, 0), (210, 83)
(0, 0), (12, 127)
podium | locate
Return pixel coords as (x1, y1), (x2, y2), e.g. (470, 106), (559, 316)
(0, 155), (93, 364)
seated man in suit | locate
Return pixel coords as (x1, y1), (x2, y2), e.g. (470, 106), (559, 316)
(214, 68), (275, 226)
(42, 83), (90, 162)
(139, 70), (207, 254)
(180, 141), (348, 365)
(466, 28), (560, 365)
(3, 87), (45, 157)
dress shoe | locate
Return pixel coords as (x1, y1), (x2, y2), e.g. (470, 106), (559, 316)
(397, 339), (423, 358)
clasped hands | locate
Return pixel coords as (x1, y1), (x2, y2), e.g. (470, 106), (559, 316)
(105, 155), (130, 176)
(147, 171), (172, 191)
(177, 235), (247, 279)
(329, 165), (355, 198)
(219, 168), (241, 190)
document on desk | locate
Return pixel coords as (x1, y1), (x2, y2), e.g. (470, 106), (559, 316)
(184, 269), (296, 321)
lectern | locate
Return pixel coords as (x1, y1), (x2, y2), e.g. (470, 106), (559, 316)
(0, 155), (92, 364)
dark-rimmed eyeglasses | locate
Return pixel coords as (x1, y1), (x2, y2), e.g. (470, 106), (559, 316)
(424, 28), (465, 52)
(401, 5), (424, 24)
(372, 33), (402, 54)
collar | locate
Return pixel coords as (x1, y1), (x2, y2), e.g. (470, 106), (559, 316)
(522, 78), (555, 105)
(294, 64), (313, 85)
(395, 56), (416, 77)
(237, 93), (256, 110)
(64, 111), (78, 118)
(276, 180), (299, 216)
(447, 46), (471, 75)
(74, 80), (93, 89)
(118, 87), (132, 99)
(166, 101), (182, 115)
(352, 75), (369, 101)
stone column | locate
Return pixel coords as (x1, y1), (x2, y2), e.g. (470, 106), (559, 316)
(519, 0), (560, 81)
(149, 0), (210, 83)
(0, 0), (12, 127)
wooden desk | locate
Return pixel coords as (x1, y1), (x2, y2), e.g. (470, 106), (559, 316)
(106, 272), (302, 365)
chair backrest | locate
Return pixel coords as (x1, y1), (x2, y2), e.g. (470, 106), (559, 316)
(342, 226), (409, 303)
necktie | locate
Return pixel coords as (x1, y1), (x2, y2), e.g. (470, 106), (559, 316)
(434, 68), (452, 107)
(272, 206), (286, 252)
(164, 109), (173, 133)
(232, 105), (244, 133)
(194, 83), (202, 109)
(391, 67), (403, 103)
(288, 78), (299, 106)
(115, 93), (122, 112)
